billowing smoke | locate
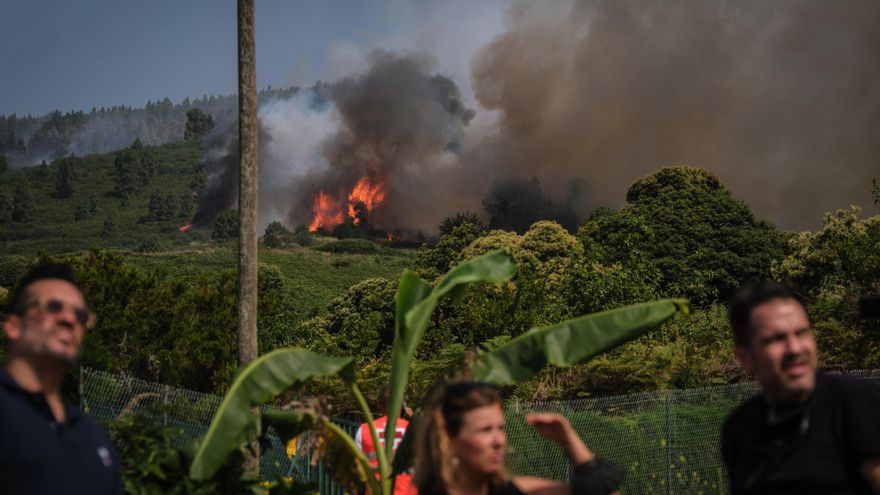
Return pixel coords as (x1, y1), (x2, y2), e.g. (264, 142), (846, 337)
(190, 123), (238, 227)
(194, 0), (879, 233)
(468, 0), (880, 230)
(288, 50), (475, 230)
(192, 51), (475, 233)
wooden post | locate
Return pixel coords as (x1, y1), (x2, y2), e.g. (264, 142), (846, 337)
(237, 0), (259, 474)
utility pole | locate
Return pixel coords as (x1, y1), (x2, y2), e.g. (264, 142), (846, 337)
(237, 0), (259, 474)
(237, 0), (258, 368)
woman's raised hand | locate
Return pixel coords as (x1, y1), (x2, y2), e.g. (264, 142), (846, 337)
(525, 413), (595, 464)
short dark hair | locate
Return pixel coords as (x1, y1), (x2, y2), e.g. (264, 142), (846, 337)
(728, 281), (806, 347)
(6, 263), (83, 316)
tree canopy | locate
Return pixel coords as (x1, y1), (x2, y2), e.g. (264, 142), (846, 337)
(578, 166), (786, 305)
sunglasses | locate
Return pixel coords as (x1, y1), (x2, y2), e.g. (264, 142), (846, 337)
(25, 297), (96, 329)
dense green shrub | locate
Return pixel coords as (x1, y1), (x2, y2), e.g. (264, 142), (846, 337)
(416, 221), (485, 278)
(211, 209), (238, 242)
(0, 185), (11, 223)
(317, 238), (379, 254)
(578, 166), (786, 306)
(773, 207), (880, 369)
(134, 236), (164, 253)
(0, 255), (30, 288)
(263, 221), (295, 248)
(106, 412), (273, 494)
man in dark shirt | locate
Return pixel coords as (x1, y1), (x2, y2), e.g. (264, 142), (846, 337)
(722, 282), (880, 494)
(1, 263), (123, 494)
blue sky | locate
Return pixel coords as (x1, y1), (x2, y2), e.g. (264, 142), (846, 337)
(0, 0), (507, 116)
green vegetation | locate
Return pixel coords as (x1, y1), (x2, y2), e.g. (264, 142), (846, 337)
(211, 209), (239, 242)
(0, 135), (875, 494)
(0, 139), (204, 254)
(187, 249), (685, 494)
(0, 86), (301, 167)
(0, 143), (875, 409)
(184, 108), (216, 141)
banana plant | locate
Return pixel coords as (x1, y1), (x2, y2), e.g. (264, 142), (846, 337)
(189, 248), (688, 494)
(189, 249), (516, 492)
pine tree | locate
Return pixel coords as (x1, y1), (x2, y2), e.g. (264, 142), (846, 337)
(101, 214), (116, 237)
(54, 156), (75, 198)
(88, 193), (98, 215)
(178, 191), (194, 218)
(12, 174), (35, 222)
(211, 209), (239, 242)
(184, 108), (216, 140)
(147, 190), (176, 221)
(0, 185), (12, 223)
(113, 150), (136, 200)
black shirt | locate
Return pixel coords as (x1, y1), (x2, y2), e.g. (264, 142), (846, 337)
(721, 373), (880, 495)
(0, 368), (123, 495)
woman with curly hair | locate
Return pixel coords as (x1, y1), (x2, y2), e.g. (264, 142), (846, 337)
(413, 381), (621, 495)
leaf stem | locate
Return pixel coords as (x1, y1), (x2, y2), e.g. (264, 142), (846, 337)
(351, 382), (391, 494)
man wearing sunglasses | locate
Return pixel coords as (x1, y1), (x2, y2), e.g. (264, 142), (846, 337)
(1, 263), (123, 494)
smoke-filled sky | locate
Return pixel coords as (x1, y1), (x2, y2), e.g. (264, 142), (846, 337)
(4, 0), (879, 231)
(0, 0), (505, 116)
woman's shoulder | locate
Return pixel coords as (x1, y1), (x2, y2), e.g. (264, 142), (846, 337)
(505, 476), (566, 495)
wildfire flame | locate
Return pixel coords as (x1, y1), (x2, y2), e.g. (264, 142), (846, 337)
(308, 191), (346, 232)
(348, 177), (386, 225)
(309, 176), (387, 232)
(178, 223), (193, 233)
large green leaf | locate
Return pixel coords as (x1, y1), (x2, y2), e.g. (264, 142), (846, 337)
(317, 420), (381, 495)
(383, 249), (516, 462)
(261, 410), (316, 446)
(189, 348), (354, 480)
(473, 299), (689, 385)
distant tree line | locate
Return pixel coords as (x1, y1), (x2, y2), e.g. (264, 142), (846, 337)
(0, 85), (299, 166)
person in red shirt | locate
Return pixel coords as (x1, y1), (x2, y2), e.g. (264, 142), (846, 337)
(355, 388), (416, 495)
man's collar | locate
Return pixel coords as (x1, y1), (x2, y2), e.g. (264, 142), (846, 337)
(0, 367), (81, 422)
(0, 367), (24, 392)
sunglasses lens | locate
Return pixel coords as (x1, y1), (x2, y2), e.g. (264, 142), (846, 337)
(33, 298), (92, 327)
(45, 299), (64, 314)
(75, 309), (90, 326)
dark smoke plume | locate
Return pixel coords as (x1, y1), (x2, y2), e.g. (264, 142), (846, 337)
(191, 51), (475, 233)
(483, 176), (579, 233)
(190, 123), (238, 227)
(468, 0), (880, 230)
(193, 1), (879, 234)
(287, 50), (475, 230)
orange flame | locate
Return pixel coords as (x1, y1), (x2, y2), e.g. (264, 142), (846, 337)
(178, 223), (193, 233)
(308, 176), (387, 232)
(308, 191), (346, 232)
(347, 177), (386, 225)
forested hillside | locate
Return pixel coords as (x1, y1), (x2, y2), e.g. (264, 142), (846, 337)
(1, 140), (876, 412)
(0, 85), (299, 167)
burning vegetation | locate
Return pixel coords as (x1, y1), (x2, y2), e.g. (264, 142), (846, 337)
(308, 176), (387, 232)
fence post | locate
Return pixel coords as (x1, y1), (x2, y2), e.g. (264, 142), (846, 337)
(562, 400), (572, 481)
(665, 390), (673, 495)
(163, 385), (170, 427)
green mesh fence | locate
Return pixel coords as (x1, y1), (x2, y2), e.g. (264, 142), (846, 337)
(81, 368), (880, 495)
(504, 369), (880, 494)
(79, 368), (358, 493)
